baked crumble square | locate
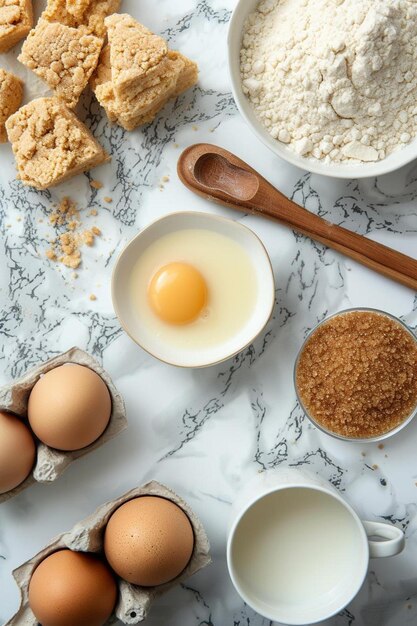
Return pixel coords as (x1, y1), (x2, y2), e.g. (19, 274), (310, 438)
(119, 53), (199, 131)
(0, 0), (33, 52)
(116, 52), (189, 131)
(6, 97), (109, 190)
(105, 13), (169, 100)
(19, 19), (103, 108)
(0, 68), (23, 143)
(92, 44), (198, 131)
(91, 49), (180, 130)
(42, 0), (119, 37)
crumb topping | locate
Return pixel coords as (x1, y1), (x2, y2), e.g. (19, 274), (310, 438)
(0, 0), (32, 52)
(42, 0), (120, 37)
(19, 19), (103, 108)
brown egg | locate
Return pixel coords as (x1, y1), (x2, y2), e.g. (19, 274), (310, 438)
(28, 549), (117, 626)
(28, 364), (112, 451)
(0, 411), (36, 494)
(104, 496), (195, 586)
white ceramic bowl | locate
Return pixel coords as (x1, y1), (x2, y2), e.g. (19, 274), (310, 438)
(112, 212), (275, 368)
(228, 0), (417, 179)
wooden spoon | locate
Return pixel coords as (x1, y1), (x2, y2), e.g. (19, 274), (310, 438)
(177, 143), (417, 291)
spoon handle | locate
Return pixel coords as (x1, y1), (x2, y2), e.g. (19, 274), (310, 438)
(178, 144), (417, 291)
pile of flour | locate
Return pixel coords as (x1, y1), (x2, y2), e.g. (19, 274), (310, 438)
(241, 0), (417, 163)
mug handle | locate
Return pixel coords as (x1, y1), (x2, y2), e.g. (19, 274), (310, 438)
(363, 520), (405, 558)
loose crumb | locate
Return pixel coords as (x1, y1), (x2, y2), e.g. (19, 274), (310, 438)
(89, 294), (97, 301)
(192, 125), (198, 131)
(296, 311), (417, 439)
(103, 196), (112, 203)
(378, 443), (384, 450)
(46, 197), (103, 270)
(83, 230), (95, 246)
(89, 209), (98, 216)
(90, 179), (103, 189)
(61, 250), (81, 269)
(50, 197), (79, 227)
(46, 248), (57, 261)
(372, 464), (379, 470)
(162, 175), (170, 183)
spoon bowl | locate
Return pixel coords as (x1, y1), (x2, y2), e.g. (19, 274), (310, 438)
(194, 153), (259, 201)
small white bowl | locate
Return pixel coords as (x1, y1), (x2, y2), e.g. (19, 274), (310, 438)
(228, 0), (417, 179)
(112, 212), (275, 368)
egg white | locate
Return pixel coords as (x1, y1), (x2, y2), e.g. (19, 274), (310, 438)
(129, 228), (258, 352)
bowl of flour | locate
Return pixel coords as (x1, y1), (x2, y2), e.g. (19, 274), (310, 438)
(228, 0), (417, 178)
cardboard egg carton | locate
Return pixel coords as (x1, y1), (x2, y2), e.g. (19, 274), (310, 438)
(7, 481), (212, 625)
(0, 347), (127, 503)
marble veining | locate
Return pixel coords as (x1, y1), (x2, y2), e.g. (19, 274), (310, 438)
(1, 1), (417, 625)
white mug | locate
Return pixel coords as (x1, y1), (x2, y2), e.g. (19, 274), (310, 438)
(227, 468), (405, 625)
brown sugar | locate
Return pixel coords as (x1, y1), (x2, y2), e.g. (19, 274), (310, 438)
(296, 311), (417, 439)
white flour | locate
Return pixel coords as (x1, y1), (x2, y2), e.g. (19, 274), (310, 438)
(241, 0), (417, 163)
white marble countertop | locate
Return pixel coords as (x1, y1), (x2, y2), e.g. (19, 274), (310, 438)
(1, 1), (417, 625)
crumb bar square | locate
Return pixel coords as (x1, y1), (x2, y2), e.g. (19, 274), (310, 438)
(19, 19), (103, 108)
(42, 0), (119, 37)
(119, 54), (199, 131)
(6, 97), (109, 190)
(92, 49), (198, 131)
(0, 68), (23, 143)
(105, 14), (168, 100)
(92, 50), (181, 131)
(0, 0), (33, 52)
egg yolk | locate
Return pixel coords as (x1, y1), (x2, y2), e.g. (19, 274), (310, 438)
(148, 262), (207, 325)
